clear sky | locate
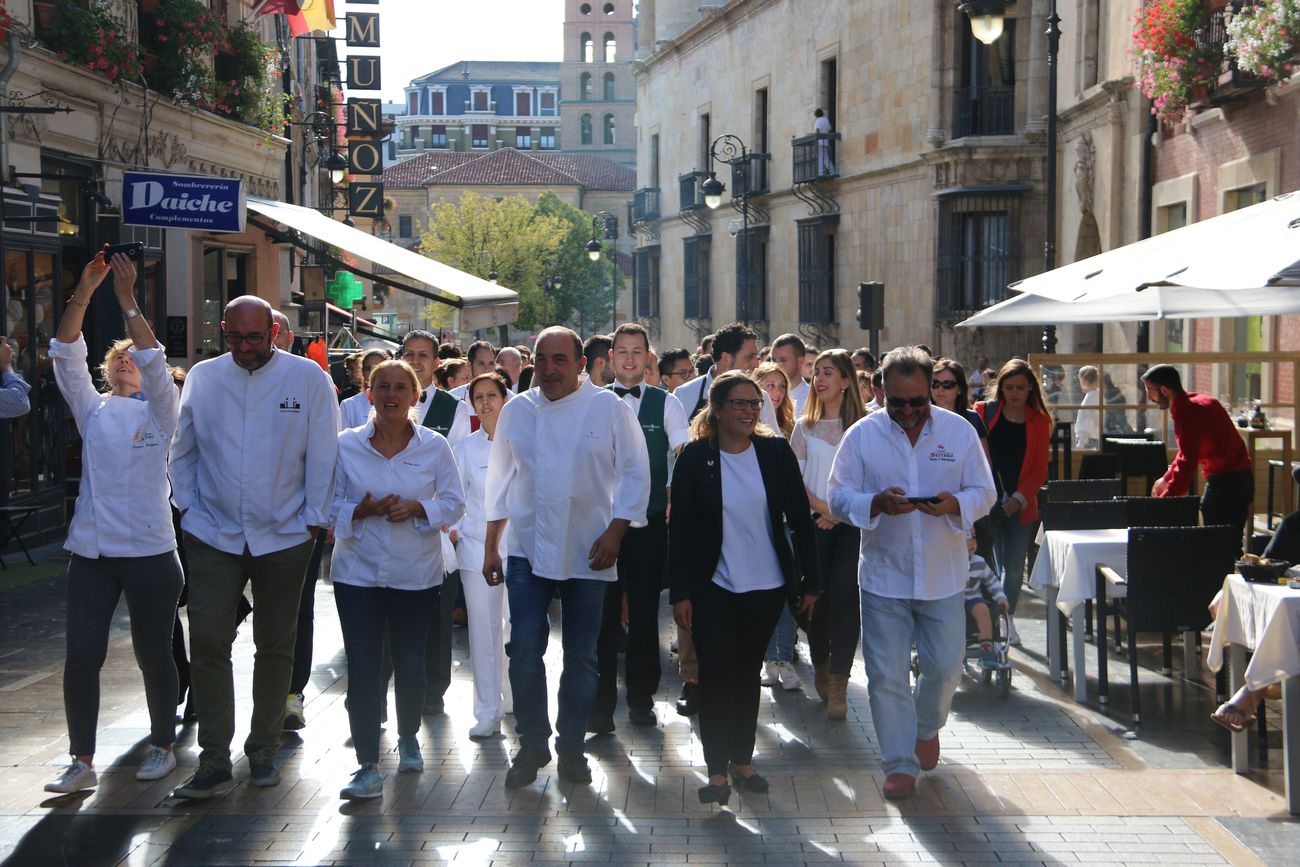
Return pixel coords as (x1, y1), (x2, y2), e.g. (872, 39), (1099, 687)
(334, 0), (566, 104)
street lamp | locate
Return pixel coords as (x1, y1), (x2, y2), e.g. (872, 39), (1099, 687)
(586, 237), (602, 261)
(704, 134), (755, 320)
(960, 0), (1059, 354)
(323, 151), (348, 185)
(488, 268), (499, 284)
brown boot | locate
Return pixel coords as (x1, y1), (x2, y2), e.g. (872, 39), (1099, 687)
(814, 660), (831, 702)
(827, 674), (849, 720)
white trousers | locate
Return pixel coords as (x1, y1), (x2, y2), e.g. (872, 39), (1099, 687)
(458, 534), (511, 725)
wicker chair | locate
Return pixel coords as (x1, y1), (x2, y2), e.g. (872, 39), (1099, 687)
(1039, 498), (1127, 532)
(1094, 525), (1238, 729)
(1079, 453), (1121, 480)
(1040, 479), (1123, 505)
(1103, 439), (1169, 494)
(1114, 496), (1200, 528)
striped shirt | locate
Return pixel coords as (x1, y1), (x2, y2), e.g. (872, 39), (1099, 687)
(965, 554), (1006, 603)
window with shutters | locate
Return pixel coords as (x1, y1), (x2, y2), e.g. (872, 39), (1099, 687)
(633, 246), (661, 318)
(683, 235), (711, 320)
(515, 92), (531, 116)
(797, 218), (837, 324)
(430, 90), (445, 115)
(736, 226), (769, 322)
(471, 124), (489, 148)
(935, 189), (1023, 319)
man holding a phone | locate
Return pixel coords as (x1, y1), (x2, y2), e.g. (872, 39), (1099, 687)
(827, 346), (996, 801)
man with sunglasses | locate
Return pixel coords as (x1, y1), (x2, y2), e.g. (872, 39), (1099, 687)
(827, 346), (995, 801)
(169, 295), (340, 799)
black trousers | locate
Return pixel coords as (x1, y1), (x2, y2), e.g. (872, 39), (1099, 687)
(1264, 510), (1300, 562)
(1203, 468), (1255, 555)
(693, 580), (786, 776)
(289, 533), (329, 695)
(807, 521), (862, 676)
(593, 514), (668, 716)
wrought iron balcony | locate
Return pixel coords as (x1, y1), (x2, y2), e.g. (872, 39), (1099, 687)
(731, 153), (771, 198)
(1195, 3), (1271, 106)
(791, 133), (841, 184)
(952, 85), (1015, 139)
(678, 171), (711, 211)
(632, 187), (661, 222)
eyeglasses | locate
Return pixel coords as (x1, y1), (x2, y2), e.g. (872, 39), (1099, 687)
(224, 331), (268, 346)
(725, 398), (763, 411)
(932, 379), (959, 391)
(666, 369), (693, 379)
(886, 395), (930, 409)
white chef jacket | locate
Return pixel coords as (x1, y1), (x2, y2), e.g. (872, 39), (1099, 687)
(485, 379), (650, 582)
(51, 336), (178, 558)
(452, 428), (504, 578)
(170, 348), (341, 556)
(330, 420), (465, 590)
(828, 405), (996, 601)
(671, 367), (782, 435)
(790, 379), (811, 416)
(339, 391), (371, 431)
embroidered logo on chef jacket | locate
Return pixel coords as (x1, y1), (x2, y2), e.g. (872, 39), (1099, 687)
(131, 427), (159, 449)
(279, 396), (301, 412)
(929, 444), (955, 462)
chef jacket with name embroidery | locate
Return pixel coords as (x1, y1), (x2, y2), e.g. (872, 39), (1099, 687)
(169, 349), (340, 557)
(329, 420), (465, 590)
(485, 379), (650, 581)
(828, 405), (997, 601)
(50, 336), (178, 558)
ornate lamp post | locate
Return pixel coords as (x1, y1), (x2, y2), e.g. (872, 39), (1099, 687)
(702, 134), (753, 319)
(584, 211), (618, 326)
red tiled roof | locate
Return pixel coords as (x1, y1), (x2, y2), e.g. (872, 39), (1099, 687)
(381, 152), (479, 189)
(383, 148), (636, 192)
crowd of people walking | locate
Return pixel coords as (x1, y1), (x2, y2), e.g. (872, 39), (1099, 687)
(44, 269), (1253, 806)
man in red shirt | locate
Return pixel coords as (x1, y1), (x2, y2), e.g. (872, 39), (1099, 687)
(1141, 364), (1254, 545)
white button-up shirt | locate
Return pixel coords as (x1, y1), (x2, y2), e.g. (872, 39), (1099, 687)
(671, 367), (782, 434)
(51, 336), (178, 558)
(339, 391), (371, 431)
(790, 379), (811, 416)
(615, 380), (690, 450)
(0, 370), (30, 419)
(170, 349), (340, 556)
(330, 420), (465, 590)
(828, 406), (996, 601)
(486, 379), (650, 582)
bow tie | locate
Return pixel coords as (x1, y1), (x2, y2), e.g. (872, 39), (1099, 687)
(614, 385), (642, 398)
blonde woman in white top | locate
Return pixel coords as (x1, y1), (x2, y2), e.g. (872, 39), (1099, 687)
(330, 360), (464, 800)
(450, 372), (513, 739)
(790, 348), (864, 721)
(44, 251), (183, 794)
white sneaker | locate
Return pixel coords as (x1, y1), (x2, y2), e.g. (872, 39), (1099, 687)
(468, 719), (500, 739)
(136, 746), (177, 781)
(45, 759), (97, 794)
(760, 661), (780, 687)
(777, 661), (802, 691)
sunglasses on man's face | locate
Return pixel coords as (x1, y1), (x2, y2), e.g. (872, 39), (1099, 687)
(886, 395), (930, 409)
(932, 379), (959, 390)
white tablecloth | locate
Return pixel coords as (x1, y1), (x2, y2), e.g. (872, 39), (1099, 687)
(1029, 527), (1129, 607)
(1207, 574), (1300, 691)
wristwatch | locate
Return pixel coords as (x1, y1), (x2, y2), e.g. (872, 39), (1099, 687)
(123, 306), (142, 320)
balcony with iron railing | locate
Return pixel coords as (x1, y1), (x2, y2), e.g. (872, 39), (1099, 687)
(678, 171), (711, 211)
(1195, 2), (1272, 105)
(791, 132), (840, 184)
(632, 187), (661, 222)
(952, 85), (1016, 139)
(731, 153), (771, 198)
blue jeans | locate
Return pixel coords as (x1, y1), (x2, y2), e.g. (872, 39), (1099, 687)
(505, 556), (607, 756)
(763, 607), (797, 662)
(991, 510), (1039, 613)
(859, 590), (966, 778)
(334, 581), (441, 765)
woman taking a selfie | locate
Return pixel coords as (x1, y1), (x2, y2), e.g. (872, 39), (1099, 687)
(45, 249), (183, 793)
(669, 371), (819, 806)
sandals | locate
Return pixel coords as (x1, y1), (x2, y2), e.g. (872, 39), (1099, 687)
(1211, 700), (1257, 733)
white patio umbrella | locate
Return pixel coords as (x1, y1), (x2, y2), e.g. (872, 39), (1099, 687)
(958, 191), (1300, 327)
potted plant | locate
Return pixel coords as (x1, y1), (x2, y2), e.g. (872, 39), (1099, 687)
(143, 0), (222, 104)
(213, 23), (285, 133)
(1131, 0), (1222, 123)
(1225, 0), (1300, 81)
(41, 0), (143, 84)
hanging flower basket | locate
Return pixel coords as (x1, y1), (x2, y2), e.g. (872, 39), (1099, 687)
(1131, 0), (1222, 123)
(41, 0), (143, 84)
(1225, 0), (1300, 81)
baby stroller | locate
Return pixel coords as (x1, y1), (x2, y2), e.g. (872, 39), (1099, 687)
(909, 593), (1013, 698)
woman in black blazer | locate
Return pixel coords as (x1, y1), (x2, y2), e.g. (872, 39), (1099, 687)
(669, 370), (820, 806)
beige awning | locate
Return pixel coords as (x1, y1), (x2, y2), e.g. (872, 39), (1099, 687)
(247, 197), (518, 332)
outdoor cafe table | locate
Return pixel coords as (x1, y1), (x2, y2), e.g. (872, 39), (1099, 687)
(1206, 573), (1300, 815)
(1029, 527), (1129, 702)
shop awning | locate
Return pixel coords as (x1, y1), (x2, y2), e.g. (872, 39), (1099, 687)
(246, 197), (518, 332)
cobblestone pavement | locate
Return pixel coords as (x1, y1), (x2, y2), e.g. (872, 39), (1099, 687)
(0, 550), (1292, 866)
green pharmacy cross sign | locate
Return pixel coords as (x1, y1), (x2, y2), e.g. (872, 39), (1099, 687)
(326, 271), (364, 308)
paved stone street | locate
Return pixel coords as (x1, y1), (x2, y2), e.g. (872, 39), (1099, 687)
(0, 548), (1293, 866)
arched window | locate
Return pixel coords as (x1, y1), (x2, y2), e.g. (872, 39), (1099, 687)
(603, 33), (616, 62)
(580, 72), (592, 100)
(580, 113), (593, 145)
(603, 113), (616, 145)
(603, 72), (616, 100)
(581, 32), (593, 63)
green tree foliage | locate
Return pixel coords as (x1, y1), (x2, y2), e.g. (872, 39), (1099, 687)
(416, 191), (623, 335)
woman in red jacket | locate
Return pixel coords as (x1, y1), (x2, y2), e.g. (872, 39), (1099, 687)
(975, 359), (1051, 624)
